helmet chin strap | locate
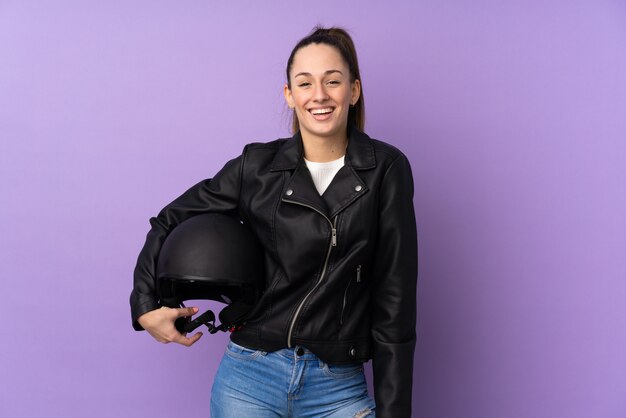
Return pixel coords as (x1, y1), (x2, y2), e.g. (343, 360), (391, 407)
(183, 309), (222, 334)
(173, 300), (255, 334)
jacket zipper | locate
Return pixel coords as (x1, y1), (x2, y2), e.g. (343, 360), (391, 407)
(282, 197), (337, 347)
(340, 264), (361, 325)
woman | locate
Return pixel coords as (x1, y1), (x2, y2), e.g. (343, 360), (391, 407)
(131, 27), (417, 418)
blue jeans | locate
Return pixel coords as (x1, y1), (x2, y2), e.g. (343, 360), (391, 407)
(210, 341), (376, 417)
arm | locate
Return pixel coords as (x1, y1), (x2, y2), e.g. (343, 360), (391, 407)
(371, 153), (418, 418)
(130, 151), (246, 331)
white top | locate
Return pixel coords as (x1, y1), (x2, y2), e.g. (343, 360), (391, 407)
(304, 155), (345, 195)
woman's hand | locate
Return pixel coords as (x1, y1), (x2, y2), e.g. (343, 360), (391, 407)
(137, 306), (203, 347)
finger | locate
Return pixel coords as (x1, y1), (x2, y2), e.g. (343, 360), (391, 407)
(175, 306), (199, 318)
(174, 332), (203, 347)
(187, 332), (203, 346)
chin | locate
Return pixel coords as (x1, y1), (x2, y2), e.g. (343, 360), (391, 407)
(304, 128), (340, 139)
(303, 121), (347, 139)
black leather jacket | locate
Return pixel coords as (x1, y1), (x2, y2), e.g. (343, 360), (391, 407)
(130, 128), (418, 417)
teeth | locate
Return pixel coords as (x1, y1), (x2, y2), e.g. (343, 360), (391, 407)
(311, 108), (333, 115)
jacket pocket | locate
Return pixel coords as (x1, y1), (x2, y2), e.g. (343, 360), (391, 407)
(340, 265), (362, 325)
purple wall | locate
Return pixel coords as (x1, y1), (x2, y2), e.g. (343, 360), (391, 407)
(1, 1), (625, 417)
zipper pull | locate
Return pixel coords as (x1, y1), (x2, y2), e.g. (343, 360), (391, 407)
(356, 265), (361, 282)
(331, 228), (337, 246)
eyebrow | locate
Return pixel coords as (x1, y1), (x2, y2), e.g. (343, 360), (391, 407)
(294, 69), (344, 78)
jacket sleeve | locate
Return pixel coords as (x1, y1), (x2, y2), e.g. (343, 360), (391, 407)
(370, 153), (418, 418)
(129, 150), (246, 331)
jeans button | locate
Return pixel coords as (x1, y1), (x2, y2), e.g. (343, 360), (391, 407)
(296, 347), (305, 356)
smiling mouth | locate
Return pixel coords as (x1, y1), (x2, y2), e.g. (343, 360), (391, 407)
(310, 107), (334, 114)
(308, 107), (335, 119)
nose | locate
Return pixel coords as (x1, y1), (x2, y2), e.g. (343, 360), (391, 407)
(313, 83), (329, 102)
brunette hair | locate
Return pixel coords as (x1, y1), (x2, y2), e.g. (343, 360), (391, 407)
(286, 26), (365, 133)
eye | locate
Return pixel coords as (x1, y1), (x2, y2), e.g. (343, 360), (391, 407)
(327, 80), (341, 85)
(298, 82), (311, 88)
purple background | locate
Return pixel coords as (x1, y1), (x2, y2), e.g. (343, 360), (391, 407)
(1, 1), (625, 417)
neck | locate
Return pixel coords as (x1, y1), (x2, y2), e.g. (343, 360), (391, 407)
(300, 132), (348, 163)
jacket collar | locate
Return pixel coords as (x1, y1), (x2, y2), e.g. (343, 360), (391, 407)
(270, 126), (376, 172)
(273, 127), (375, 219)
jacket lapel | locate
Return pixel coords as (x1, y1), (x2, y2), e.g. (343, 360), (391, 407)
(321, 165), (367, 219)
(282, 161), (330, 217)
(271, 132), (329, 217)
(322, 129), (375, 218)
(270, 128), (377, 219)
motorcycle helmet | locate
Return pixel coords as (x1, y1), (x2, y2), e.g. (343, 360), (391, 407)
(156, 212), (264, 334)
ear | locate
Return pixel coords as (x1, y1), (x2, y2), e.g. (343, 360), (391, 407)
(351, 79), (361, 105)
(283, 83), (294, 109)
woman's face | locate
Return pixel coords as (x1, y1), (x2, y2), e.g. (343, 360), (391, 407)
(284, 43), (360, 143)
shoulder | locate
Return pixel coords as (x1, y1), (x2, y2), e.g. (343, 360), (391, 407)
(244, 138), (289, 151)
(370, 137), (406, 162)
(236, 137), (296, 174)
(364, 136), (415, 196)
(355, 133), (413, 190)
(242, 138), (290, 159)
(355, 129), (410, 170)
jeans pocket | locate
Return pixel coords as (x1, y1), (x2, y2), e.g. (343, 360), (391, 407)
(321, 361), (363, 379)
(225, 341), (263, 360)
